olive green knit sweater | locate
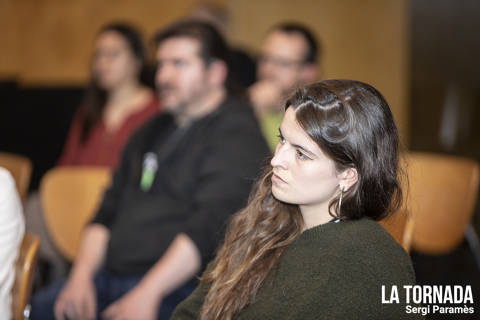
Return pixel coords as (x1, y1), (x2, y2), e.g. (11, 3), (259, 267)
(172, 217), (423, 319)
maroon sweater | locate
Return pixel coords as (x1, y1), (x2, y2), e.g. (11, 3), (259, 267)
(58, 95), (160, 168)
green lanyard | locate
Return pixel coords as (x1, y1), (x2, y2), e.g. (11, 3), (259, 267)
(139, 122), (192, 192)
(140, 152), (158, 191)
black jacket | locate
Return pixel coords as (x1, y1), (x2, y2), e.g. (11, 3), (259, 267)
(91, 98), (270, 275)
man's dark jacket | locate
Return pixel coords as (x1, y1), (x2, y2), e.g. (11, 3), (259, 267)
(91, 97), (271, 275)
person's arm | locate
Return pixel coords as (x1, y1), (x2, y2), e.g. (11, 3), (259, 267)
(129, 233), (201, 300)
(68, 224), (110, 281)
(0, 168), (24, 320)
(102, 233), (201, 320)
(53, 224), (109, 320)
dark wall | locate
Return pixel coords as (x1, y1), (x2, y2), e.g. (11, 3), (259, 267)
(0, 81), (84, 190)
(410, 0), (480, 160)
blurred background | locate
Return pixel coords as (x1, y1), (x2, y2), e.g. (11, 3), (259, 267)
(0, 0), (479, 318)
(0, 0), (411, 192)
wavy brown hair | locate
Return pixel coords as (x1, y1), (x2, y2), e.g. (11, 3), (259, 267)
(199, 80), (403, 319)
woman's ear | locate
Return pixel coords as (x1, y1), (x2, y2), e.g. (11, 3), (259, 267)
(338, 167), (358, 192)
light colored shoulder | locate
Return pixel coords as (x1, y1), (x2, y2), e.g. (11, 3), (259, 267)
(0, 166), (24, 221)
(0, 167), (16, 195)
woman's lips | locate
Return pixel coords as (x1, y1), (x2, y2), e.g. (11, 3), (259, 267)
(271, 173), (287, 184)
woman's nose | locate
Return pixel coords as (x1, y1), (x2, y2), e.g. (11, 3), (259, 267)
(270, 143), (287, 169)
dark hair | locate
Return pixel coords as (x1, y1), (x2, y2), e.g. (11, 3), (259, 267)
(199, 79), (403, 319)
(288, 79), (403, 220)
(81, 22), (147, 142)
(154, 20), (236, 94)
(270, 22), (320, 64)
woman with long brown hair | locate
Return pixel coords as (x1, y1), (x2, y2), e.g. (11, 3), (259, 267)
(24, 22), (160, 285)
(172, 79), (421, 319)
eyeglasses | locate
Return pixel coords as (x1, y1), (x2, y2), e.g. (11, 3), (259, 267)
(258, 54), (306, 70)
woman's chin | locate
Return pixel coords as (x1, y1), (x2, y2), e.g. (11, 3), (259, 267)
(271, 187), (293, 204)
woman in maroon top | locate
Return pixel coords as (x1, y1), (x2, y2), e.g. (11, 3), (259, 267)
(58, 23), (159, 168)
(25, 23), (160, 284)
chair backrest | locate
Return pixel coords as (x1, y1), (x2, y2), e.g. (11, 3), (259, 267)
(379, 209), (415, 253)
(0, 152), (32, 201)
(40, 166), (111, 261)
(407, 152), (480, 254)
(11, 232), (40, 320)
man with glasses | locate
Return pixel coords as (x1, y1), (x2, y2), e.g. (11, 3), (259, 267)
(249, 23), (321, 151)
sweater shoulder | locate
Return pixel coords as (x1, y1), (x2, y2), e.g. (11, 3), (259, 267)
(334, 218), (416, 281)
(337, 218), (407, 257)
(298, 218), (415, 282)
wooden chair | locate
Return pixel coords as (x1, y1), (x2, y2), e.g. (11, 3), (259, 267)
(379, 209), (415, 253)
(11, 233), (40, 320)
(0, 152), (32, 201)
(406, 152), (480, 264)
(40, 166), (111, 261)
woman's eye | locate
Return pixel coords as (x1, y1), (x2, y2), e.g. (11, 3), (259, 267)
(296, 150), (310, 160)
(277, 134), (286, 144)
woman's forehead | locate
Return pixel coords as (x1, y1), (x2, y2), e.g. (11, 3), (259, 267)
(281, 107), (323, 156)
